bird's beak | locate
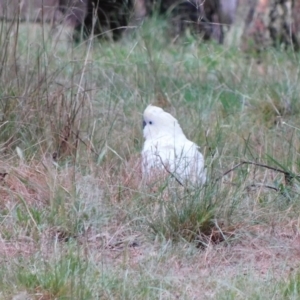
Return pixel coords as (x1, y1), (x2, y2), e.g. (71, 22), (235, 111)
(143, 120), (146, 129)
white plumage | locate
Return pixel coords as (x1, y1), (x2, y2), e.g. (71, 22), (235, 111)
(141, 105), (206, 186)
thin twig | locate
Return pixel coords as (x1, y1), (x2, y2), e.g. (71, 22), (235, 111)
(70, 129), (98, 156)
(245, 183), (279, 192)
(216, 160), (299, 182)
(156, 154), (184, 187)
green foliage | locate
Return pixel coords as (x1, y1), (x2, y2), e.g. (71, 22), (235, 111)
(147, 186), (216, 243)
(16, 252), (91, 299)
(283, 271), (300, 299)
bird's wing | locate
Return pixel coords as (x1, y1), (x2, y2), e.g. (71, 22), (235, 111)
(172, 139), (206, 184)
(142, 138), (175, 173)
(142, 137), (206, 185)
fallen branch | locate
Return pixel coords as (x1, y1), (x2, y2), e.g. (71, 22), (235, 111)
(216, 160), (299, 185)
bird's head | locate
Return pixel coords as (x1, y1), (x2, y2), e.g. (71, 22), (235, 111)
(142, 105), (185, 140)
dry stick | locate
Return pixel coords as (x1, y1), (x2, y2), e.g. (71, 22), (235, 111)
(216, 161), (297, 181)
(69, 129), (98, 156)
(216, 160), (299, 192)
(245, 183), (279, 192)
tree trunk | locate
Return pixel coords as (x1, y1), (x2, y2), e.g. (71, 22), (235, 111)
(242, 0), (300, 51)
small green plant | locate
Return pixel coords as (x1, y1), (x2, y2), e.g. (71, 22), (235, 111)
(283, 271), (300, 298)
(16, 252), (91, 299)
(146, 183), (224, 246)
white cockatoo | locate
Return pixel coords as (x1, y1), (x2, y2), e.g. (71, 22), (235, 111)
(142, 105), (206, 186)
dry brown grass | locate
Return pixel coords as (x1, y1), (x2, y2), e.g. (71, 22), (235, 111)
(0, 158), (75, 208)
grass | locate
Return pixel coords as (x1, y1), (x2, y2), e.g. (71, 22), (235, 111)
(1, 14), (300, 299)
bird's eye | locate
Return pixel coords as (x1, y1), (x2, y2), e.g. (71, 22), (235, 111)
(149, 121), (153, 125)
